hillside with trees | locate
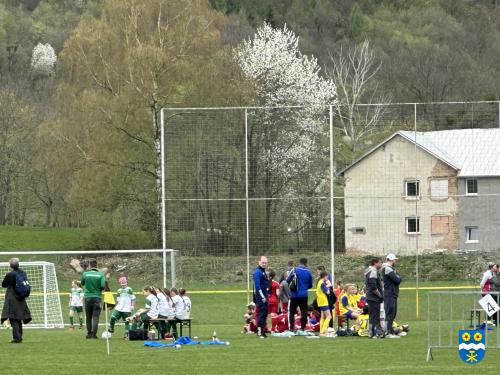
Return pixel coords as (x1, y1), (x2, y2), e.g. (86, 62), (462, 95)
(0, 0), (499, 252)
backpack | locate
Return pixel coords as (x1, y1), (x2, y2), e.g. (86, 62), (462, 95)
(129, 329), (148, 341)
(288, 268), (298, 292)
(14, 270), (31, 299)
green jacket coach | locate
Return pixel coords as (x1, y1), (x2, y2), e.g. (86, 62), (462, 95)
(81, 259), (105, 339)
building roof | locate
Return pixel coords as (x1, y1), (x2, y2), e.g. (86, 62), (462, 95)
(340, 128), (500, 177)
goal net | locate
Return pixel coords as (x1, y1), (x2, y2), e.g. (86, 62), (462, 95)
(0, 261), (64, 328)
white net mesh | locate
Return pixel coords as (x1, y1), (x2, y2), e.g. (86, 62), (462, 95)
(0, 262), (64, 328)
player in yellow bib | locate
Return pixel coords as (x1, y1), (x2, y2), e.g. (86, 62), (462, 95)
(316, 271), (333, 336)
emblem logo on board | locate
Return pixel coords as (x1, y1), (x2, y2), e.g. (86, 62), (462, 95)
(458, 330), (485, 364)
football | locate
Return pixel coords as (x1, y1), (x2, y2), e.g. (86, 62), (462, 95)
(101, 331), (112, 339)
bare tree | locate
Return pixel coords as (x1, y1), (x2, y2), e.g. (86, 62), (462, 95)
(327, 40), (389, 153)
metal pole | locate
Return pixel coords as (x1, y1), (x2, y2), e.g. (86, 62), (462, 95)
(498, 101), (500, 129)
(160, 108), (167, 288)
(329, 106), (335, 285)
(414, 103), (420, 319)
(43, 264), (48, 328)
(245, 108), (251, 304)
(170, 250), (176, 287)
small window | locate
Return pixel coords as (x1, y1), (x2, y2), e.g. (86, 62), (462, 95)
(354, 227), (365, 234)
(406, 217), (420, 234)
(431, 215), (449, 234)
(466, 226), (479, 243)
(466, 179), (477, 195)
(405, 180), (420, 198)
(430, 179), (448, 199)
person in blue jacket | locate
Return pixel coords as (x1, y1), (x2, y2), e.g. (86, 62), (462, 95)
(253, 256), (270, 338)
(286, 257), (313, 331)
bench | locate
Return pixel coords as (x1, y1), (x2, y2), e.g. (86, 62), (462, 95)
(148, 318), (192, 338)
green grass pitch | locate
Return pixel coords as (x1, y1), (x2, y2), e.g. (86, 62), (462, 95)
(1, 289), (499, 374)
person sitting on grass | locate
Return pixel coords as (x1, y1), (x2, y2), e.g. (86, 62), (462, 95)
(129, 286), (159, 332)
(68, 280), (84, 331)
(353, 305), (370, 337)
(242, 302), (257, 334)
(316, 271), (333, 336)
(339, 284), (363, 323)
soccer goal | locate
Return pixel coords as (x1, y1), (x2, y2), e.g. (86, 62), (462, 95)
(0, 261), (64, 328)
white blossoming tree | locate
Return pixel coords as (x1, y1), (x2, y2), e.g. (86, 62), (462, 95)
(234, 23), (336, 250)
(31, 43), (57, 76)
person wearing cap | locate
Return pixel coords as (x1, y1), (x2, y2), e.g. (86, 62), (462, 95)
(381, 253), (402, 338)
(108, 276), (136, 339)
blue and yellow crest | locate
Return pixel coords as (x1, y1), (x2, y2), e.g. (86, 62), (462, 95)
(459, 330), (486, 364)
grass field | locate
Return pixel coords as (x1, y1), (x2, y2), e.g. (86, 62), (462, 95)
(1, 289), (498, 374)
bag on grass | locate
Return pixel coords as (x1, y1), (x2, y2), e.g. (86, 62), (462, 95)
(129, 329), (148, 341)
(14, 270), (31, 299)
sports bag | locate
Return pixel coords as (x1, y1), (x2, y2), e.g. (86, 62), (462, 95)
(129, 329), (148, 341)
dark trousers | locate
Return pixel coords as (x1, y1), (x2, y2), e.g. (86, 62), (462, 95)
(256, 299), (268, 333)
(85, 297), (102, 336)
(9, 319), (23, 341)
(384, 296), (398, 334)
(367, 300), (381, 336)
(289, 297), (308, 330)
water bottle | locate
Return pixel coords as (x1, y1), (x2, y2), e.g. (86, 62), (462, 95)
(212, 330), (218, 342)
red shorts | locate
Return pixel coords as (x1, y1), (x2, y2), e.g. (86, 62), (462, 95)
(268, 302), (279, 314)
(281, 302), (288, 314)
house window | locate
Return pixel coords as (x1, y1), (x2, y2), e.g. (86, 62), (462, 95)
(466, 226), (479, 243)
(430, 179), (448, 200)
(466, 179), (477, 195)
(406, 217), (420, 234)
(354, 227), (365, 234)
(431, 215), (449, 235)
(405, 180), (420, 198)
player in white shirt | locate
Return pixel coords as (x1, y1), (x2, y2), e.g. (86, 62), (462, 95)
(130, 286), (159, 331)
(155, 287), (175, 339)
(170, 288), (185, 319)
(179, 288), (192, 319)
(108, 276), (136, 338)
(68, 280), (84, 330)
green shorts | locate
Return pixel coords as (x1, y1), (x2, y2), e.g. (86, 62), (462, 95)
(70, 306), (83, 313)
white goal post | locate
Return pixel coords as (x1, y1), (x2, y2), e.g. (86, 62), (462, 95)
(0, 261), (64, 328)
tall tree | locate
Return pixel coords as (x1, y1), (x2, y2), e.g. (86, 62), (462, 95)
(234, 22), (336, 251)
(52, 0), (248, 243)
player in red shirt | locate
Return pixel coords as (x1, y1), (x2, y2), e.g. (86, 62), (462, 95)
(271, 313), (289, 332)
(268, 270), (280, 316)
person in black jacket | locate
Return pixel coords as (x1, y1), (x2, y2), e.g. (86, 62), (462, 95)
(364, 257), (383, 339)
(381, 253), (402, 338)
(1, 258), (32, 343)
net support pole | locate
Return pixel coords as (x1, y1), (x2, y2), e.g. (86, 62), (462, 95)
(170, 250), (176, 287)
(161, 108), (167, 288)
(329, 105), (335, 285)
(43, 264), (48, 328)
(414, 103), (420, 320)
(245, 108), (251, 304)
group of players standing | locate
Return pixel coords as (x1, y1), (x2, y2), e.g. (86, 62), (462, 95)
(253, 254), (403, 339)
